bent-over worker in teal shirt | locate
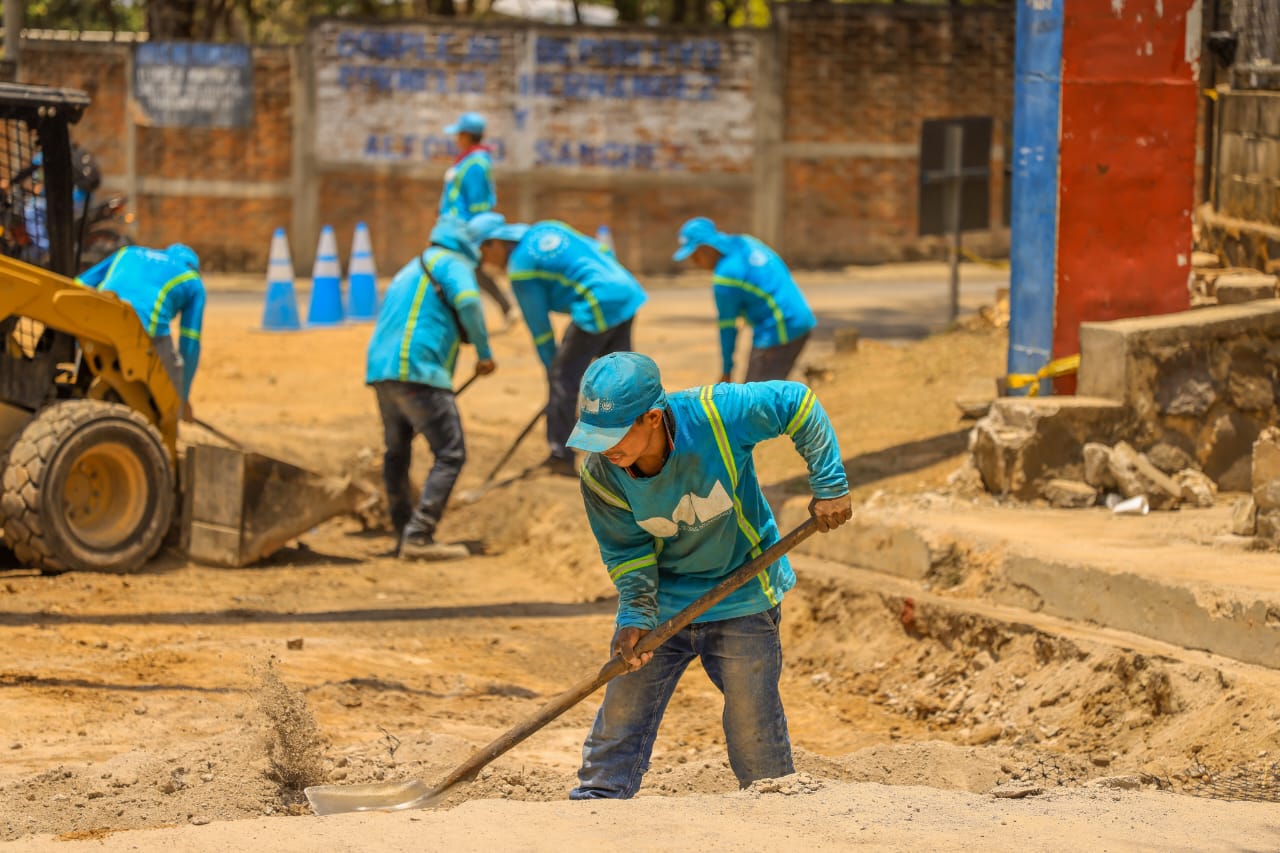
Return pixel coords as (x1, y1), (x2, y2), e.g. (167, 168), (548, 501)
(77, 243), (205, 419)
(674, 217), (816, 384)
(469, 213), (647, 477)
(564, 351), (852, 799)
(366, 216), (496, 562)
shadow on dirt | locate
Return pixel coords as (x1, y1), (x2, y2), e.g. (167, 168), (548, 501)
(0, 598), (617, 628)
(766, 428), (970, 503)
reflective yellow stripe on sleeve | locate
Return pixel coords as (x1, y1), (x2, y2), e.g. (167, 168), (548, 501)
(179, 328), (200, 341)
(713, 275), (789, 344)
(609, 554), (656, 582)
(784, 389), (817, 436)
(581, 465), (631, 512)
(147, 271), (199, 336)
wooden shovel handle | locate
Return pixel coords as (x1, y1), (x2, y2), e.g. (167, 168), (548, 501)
(423, 517), (819, 801)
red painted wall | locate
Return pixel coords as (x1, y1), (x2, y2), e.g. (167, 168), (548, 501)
(1055, 0), (1200, 392)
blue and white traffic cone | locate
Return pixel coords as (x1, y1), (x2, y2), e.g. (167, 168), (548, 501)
(595, 224), (615, 256)
(261, 227), (301, 331)
(346, 221), (378, 321)
(306, 224), (344, 326)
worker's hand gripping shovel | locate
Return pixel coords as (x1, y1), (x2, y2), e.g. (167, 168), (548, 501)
(303, 517), (819, 816)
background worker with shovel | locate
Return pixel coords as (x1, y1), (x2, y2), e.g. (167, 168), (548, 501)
(673, 217), (816, 384)
(565, 352), (852, 798)
(468, 213), (648, 478)
(365, 216), (496, 561)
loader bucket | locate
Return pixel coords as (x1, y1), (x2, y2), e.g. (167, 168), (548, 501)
(182, 443), (364, 567)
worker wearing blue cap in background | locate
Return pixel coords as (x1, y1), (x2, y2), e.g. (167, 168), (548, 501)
(468, 213), (648, 478)
(564, 351), (852, 799)
(77, 243), (205, 421)
(674, 217), (817, 384)
(439, 111), (517, 327)
(366, 215), (496, 561)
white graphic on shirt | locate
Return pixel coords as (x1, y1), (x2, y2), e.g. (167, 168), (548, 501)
(748, 249), (768, 267)
(636, 480), (734, 538)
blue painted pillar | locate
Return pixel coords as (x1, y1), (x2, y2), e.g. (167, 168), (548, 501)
(1007, 0), (1064, 396)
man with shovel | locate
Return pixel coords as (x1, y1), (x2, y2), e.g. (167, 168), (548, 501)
(366, 216), (496, 561)
(467, 213), (647, 478)
(673, 217), (816, 384)
(565, 352), (852, 798)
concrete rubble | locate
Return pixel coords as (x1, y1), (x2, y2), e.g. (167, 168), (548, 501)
(1252, 427), (1280, 544)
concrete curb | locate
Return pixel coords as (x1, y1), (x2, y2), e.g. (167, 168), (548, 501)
(776, 498), (1280, 670)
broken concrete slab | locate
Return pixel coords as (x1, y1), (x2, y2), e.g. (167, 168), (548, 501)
(780, 498), (1280, 670)
(1253, 427), (1280, 511)
(1083, 443), (1116, 489)
(1215, 272), (1278, 305)
(969, 398), (1129, 500)
(1231, 496), (1258, 536)
(1108, 442), (1182, 510)
(1256, 509), (1280, 543)
(1192, 251), (1221, 269)
(1043, 479), (1098, 508)
(1174, 469), (1217, 508)
(1078, 301), (1280, 491)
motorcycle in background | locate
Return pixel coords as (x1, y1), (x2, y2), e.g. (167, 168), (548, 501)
(75, 191), (135, 271)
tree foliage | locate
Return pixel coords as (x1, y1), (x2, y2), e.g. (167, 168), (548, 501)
(21, 0), (792, 39)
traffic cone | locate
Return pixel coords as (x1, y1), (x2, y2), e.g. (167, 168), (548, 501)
(261, 227), (301, 331)
(306, 224), (344, 326)
(595, 224), (615, 256)
(346, 221), (378, 321)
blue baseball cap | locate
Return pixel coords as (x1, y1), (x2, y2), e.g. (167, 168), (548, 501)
(167, 243), (199, 271)
(467, 211), (529, 246)
(567, 352), (667, 453)
(445, 111), (485, 136)
(673, 217), (725, 262)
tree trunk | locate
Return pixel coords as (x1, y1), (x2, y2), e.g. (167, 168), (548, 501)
(147, 0), (198, 39)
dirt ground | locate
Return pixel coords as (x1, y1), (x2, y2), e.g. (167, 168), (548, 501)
(2, 268), (1279, 850)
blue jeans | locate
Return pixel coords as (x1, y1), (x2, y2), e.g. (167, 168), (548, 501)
(373, 381), (466, 540)
(547, 317), (634, 461)
(569, 605), (793, 799)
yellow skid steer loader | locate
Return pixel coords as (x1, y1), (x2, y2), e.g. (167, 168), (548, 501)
(0, 83), (359, 573)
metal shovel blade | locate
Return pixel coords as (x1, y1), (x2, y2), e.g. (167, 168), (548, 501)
(305, 778), (442, 815)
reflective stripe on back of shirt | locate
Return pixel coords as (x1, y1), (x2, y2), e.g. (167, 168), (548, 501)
(97, 250), (127, 289)
(147, 271), (199, 336)
(448, 155), (487, 208)
(713, 275), (788, 344)
(697, 386), (778, 606)
(509, 269), (606, 332)
(399, 252), (444, 381)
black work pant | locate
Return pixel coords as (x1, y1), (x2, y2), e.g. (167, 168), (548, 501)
(373, 381), (466, 540)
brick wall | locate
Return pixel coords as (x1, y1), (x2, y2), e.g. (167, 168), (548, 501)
(13, 9), (1016, 274)
(779, 6), (1015, 266)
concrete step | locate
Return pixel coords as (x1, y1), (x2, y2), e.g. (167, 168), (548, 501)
(778, 497), (1280, 670)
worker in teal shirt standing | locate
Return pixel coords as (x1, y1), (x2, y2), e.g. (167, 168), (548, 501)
(673, 217), (816, 383)
(564, 352), (851, 799)
(77, 243), (205, 420)
(439, 111), (515, 324)
(367, 216), (496, 562)
(468, 213), (647, 477)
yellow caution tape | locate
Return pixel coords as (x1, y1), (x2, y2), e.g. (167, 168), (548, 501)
(960, 247), (1010, 270)
(1005, 354), (1081, 397)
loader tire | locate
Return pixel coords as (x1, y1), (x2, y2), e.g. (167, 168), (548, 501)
(1, 400), (174, 573)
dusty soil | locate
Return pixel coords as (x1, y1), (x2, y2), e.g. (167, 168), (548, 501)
(2, 270), (1279, 849)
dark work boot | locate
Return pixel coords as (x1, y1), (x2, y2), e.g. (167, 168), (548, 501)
(399, 530), (469, 562)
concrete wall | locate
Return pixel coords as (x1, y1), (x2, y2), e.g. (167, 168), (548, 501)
(15, 8), (1015, 274)
(1078, 300), (1280, 491)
